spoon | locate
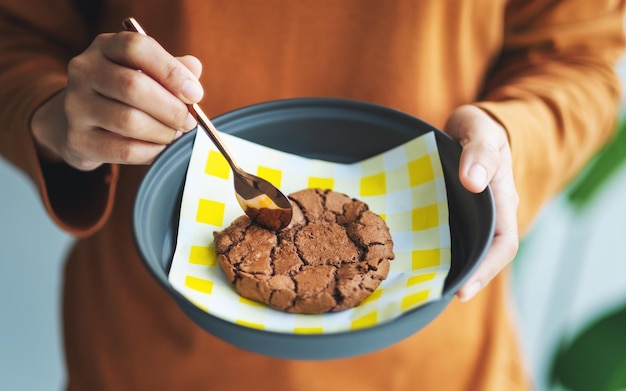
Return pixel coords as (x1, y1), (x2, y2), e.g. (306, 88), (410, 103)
(123, 17), (293, 231)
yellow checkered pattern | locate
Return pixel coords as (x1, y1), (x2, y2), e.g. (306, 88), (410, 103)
(168, 127), (450, 334)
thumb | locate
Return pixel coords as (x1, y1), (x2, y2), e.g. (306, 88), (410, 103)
(444, 105), (507, 194)
(459, 139), (500, 194)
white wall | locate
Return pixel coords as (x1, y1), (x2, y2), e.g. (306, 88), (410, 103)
(0, 159), (72, 390)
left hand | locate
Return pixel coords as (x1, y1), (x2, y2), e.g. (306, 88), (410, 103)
(443, 105), (520, 301)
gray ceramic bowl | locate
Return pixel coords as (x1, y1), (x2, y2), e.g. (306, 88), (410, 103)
(133, 98), (494, 360)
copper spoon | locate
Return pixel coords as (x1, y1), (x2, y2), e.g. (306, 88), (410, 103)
(123, 17), (293, 231)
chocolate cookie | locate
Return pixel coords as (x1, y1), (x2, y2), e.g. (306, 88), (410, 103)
(213, 188), (395, 314)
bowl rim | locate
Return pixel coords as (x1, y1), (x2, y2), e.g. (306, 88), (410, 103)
(132, 97), (495, 357)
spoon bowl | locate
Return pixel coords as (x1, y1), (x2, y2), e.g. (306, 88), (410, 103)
(233, 171), (294, 231)
(188, 103), (293, 230)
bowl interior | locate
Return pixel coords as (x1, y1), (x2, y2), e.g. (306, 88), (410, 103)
(133, 98), (494, 359)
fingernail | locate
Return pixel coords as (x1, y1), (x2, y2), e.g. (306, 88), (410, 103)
(173, 130), (183, 140)
(183, 112), (197, 130)
(181, 79), (203, 103)
(468, 164), (487, 189)
(459, 281), (481, 302)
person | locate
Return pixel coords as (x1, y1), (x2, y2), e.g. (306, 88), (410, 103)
(0, 1), (624, 390)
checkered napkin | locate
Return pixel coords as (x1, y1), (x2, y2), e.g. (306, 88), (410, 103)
(168, 127), (451, 334)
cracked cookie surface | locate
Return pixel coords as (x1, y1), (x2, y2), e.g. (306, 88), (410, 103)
(213, 188), (395, 314)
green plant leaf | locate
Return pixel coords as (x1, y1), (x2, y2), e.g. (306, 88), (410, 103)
(567, 117), (626, 210)
(551, 302), (626, 391)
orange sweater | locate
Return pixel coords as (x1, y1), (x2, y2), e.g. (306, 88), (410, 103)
(1, 1), (624, 390)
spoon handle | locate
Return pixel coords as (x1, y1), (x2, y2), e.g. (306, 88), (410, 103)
(188, 104), (243, 173)
(122, 17), (145, 34)
(122, 17), (243, 173)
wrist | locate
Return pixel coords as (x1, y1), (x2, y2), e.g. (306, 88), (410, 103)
(31, 89), (67, 164)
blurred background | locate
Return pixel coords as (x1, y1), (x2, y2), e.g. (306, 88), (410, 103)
(2, 53), (626, 391)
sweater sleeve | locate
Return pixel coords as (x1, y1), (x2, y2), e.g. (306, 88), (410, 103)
(0, 1), (119, 237)
(474, 0), (626, 233)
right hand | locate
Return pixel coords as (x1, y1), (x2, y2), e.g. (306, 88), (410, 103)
(31, 31), (204, 171)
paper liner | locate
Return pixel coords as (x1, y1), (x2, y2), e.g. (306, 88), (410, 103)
(168, 127), (451, 334)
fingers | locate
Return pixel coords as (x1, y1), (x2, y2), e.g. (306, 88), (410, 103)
(70, 56), (196, 132)
(98, 32), (204, 104)
(456, 231), (519, 301)
(177, 55), (203, 79)
(69, 92), (183, 145)
(65, 126), (168, 169)
(57, 32), (205, 170)
(456, 162), (519, 301)
(70, 33), (203, 131)
(444, 105), (520, 301)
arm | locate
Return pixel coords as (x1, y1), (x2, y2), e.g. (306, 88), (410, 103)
(0, 2), (115, 236)
(476, 0), (625, 232)
(0, 3), (203, 236)
(450, 0), (625, 300)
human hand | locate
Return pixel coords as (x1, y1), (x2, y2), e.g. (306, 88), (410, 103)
(31, 31), (204, 171)
(443, 105), (520, 302)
